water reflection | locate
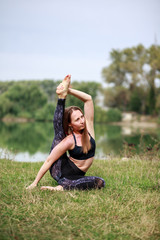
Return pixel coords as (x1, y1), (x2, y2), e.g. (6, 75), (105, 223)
(95, 124), (123, 157)
(0, 121), (159, 162)
(0, 148), (48, 162)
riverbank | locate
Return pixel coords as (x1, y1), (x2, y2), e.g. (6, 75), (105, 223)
(1, 117), (35, 123)
(112, 121), (158, 128)
(1, 114), (159, 125)
(0, 157), (159, 239)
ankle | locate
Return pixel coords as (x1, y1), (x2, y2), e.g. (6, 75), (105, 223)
(58, 93), (67, 99)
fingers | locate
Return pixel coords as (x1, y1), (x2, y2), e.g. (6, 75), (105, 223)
(57, 83), (64, 90)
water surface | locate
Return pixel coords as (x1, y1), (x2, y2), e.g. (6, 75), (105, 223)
(0, 121), (159, 162)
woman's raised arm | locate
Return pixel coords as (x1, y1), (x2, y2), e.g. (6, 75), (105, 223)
(68, 88), (94, 137)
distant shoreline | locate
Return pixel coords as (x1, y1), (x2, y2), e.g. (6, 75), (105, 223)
(1, 117), (35, 123)
(1, 116), (159, 128)
(111, 121), (158, 128)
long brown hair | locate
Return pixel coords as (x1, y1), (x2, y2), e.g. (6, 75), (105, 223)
(63, 106), (91, 154)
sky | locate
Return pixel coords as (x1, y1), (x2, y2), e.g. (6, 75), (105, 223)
(0, 0), (160, 84)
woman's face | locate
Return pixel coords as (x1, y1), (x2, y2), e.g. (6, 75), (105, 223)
(70, 110), (85, 132)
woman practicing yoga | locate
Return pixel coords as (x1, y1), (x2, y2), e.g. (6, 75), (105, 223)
(26, 75), (105, 191)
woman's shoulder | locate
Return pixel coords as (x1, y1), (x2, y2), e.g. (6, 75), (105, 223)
(64, 134), (75, 148)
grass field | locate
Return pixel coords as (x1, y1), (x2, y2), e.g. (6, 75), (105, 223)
(0, 157), (160, 240)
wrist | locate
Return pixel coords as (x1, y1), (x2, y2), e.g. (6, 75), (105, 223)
(68, 88), (71, 94)
(33, 180), (38, 186)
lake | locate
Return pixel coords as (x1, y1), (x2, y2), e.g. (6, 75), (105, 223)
(0, 121), (159, 162)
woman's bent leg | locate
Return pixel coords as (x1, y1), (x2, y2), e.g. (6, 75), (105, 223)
(58, 176), (105, 190)
(49, 99), (67, 182)
(58, 158), (105, 190)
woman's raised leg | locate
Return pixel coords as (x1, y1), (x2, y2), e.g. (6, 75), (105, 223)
(49, 98), (66, 181)
(49, 75), (71, 182)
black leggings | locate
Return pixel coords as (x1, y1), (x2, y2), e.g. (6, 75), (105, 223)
(49, 99), (105, 190)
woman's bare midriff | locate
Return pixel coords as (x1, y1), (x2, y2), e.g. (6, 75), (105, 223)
(69, 156), (93, 172)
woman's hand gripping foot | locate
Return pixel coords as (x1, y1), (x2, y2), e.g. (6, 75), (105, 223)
(56, 74), (71, 99)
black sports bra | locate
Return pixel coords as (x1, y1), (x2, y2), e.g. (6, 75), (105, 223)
(68, 132), (96, 160)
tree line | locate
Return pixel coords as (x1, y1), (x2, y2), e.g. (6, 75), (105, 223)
(0, 80), (121, 123)
(0, 44), (159, 123)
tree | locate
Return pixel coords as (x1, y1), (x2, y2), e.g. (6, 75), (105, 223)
(0, 84), (47, 118)
(66, 81), (101, 110)
(129, 89), (142, 113)
(103, 86), (130, 111)
(102, 44), (160, 114)
(102, 49), (128, 86)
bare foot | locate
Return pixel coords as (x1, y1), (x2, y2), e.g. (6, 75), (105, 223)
(56, 74), (71, 98)
(40, 185), (64, 191)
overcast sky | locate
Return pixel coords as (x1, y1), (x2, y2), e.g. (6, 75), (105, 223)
(0, 0), (160, 84)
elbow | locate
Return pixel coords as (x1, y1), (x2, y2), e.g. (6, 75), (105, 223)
(46, 156), (52, 163)
(88, 95), (92, 101)
(86, 95), (92, 102)
(46, 155), (57, 166)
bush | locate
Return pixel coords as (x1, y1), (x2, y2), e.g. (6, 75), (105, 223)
(106, 108), (122, 122)
(17, 111), (33, 119)
(34, 103), (55, 121)
(94, 106), (108, 123)
(95, 107), (122, 123)
(0, 96), (13, 118)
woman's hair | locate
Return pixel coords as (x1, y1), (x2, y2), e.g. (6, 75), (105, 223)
(63, 106), (91, 154)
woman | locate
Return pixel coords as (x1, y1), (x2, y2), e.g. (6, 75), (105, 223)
(26, 75), (105, 191)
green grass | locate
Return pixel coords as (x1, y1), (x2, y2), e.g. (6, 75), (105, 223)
(0, 157), (160, 240)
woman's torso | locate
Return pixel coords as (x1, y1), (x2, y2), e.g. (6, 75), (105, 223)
(68, 132), (96, 172)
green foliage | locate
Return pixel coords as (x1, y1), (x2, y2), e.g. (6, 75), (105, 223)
(0, 80), (104, 122)
(66, 94), (84, 110)
(156, 94), (160, 114)
(0, 121), (53, 154)
(102, 44), (160, 115)
(72, 81), (100, 101)
(104, 86), (130, 111)
(66, 81), (101, 110)
(106, 108), (122, 122)
(129, 89), (142, 112)
(17, 111), (33, 119)
(0, 83), (47, 118)
(35, 103), (55, 121)
(0, 81), (15, 94)
(94, 106), (108, 123)
(0, 95), (14, 117)
(148, 84), (156, 115)
(95, 107), (122, 123)
(38, 79), (57, 102)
